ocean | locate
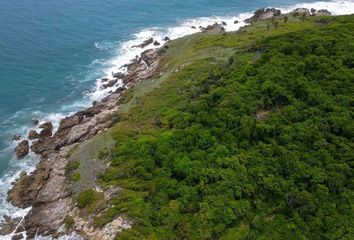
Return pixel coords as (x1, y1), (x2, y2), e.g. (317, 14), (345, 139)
(0, 0), (353, 238)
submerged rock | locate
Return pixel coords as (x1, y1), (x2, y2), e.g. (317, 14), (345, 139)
(245, 8), (281, 23)
(15, 140), (29, 159)
(12, 134), (21, 141)
(32, 118), (39, 125)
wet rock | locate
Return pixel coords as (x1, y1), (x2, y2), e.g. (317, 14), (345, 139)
(153, 40), (161, 46)
(245, 8), (281, 23)
(221, 21), (227, 26)
(15, 140), (29, 159)
(133, 38), (153, 48)
(191, 26), (196, 29)
(0, 215), (22, 235)
(11, 233), (24, 240)
(101, 78), (109, 82)
(163, 36), (170, 41)
(39, 122), (53, 138)
(102, 79), (118, 89)
(201, 23), (225, 33)
(28, 130), (39, 140)
(112, 72), (125, 79)
(234, 20), (239, 24)
(316, 9), (331, 16)
(7, 161), (50, 208)
(12, 134), (21, 141)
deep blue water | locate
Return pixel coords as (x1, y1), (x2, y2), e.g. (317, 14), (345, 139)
(0, 1), (332, 175)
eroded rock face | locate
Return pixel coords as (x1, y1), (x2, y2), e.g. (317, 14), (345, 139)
(245, 8), (281, 23)
(15, 140), (29, 159)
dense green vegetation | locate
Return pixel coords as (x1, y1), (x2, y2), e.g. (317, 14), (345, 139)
(95, 15), (354, 239)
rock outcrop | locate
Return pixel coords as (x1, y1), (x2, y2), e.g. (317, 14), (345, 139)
(201, 23), (225, 33)
(133, 38), (153, 48)
(0, 215), (22, 235)
(15, 140), (29, 159)
(293, 8), (311, 16)
(245, 8), (281, 23)
(316, 9), (331, 16)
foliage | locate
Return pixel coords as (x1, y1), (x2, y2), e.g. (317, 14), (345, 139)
(99, 15), (354, 239)
(76, 189), (96, 208)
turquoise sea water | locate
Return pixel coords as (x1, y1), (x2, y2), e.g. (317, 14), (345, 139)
(1, 0), (353, 228)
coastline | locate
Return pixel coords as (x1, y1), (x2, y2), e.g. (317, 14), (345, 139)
(1, 1), (354, 239)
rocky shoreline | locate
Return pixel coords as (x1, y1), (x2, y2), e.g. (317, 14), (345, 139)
(1, 6), (333, 239)
(2, 47), (162, 239)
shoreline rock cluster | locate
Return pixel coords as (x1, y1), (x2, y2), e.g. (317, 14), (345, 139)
(4, 47), (162, 239)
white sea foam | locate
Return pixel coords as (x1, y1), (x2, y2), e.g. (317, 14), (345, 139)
(1, 1), (353, 239)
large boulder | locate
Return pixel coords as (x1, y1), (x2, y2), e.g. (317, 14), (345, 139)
(245, 8), (281, 23)
(39, 122), (53, 138)
(15, 140), (29, 159)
